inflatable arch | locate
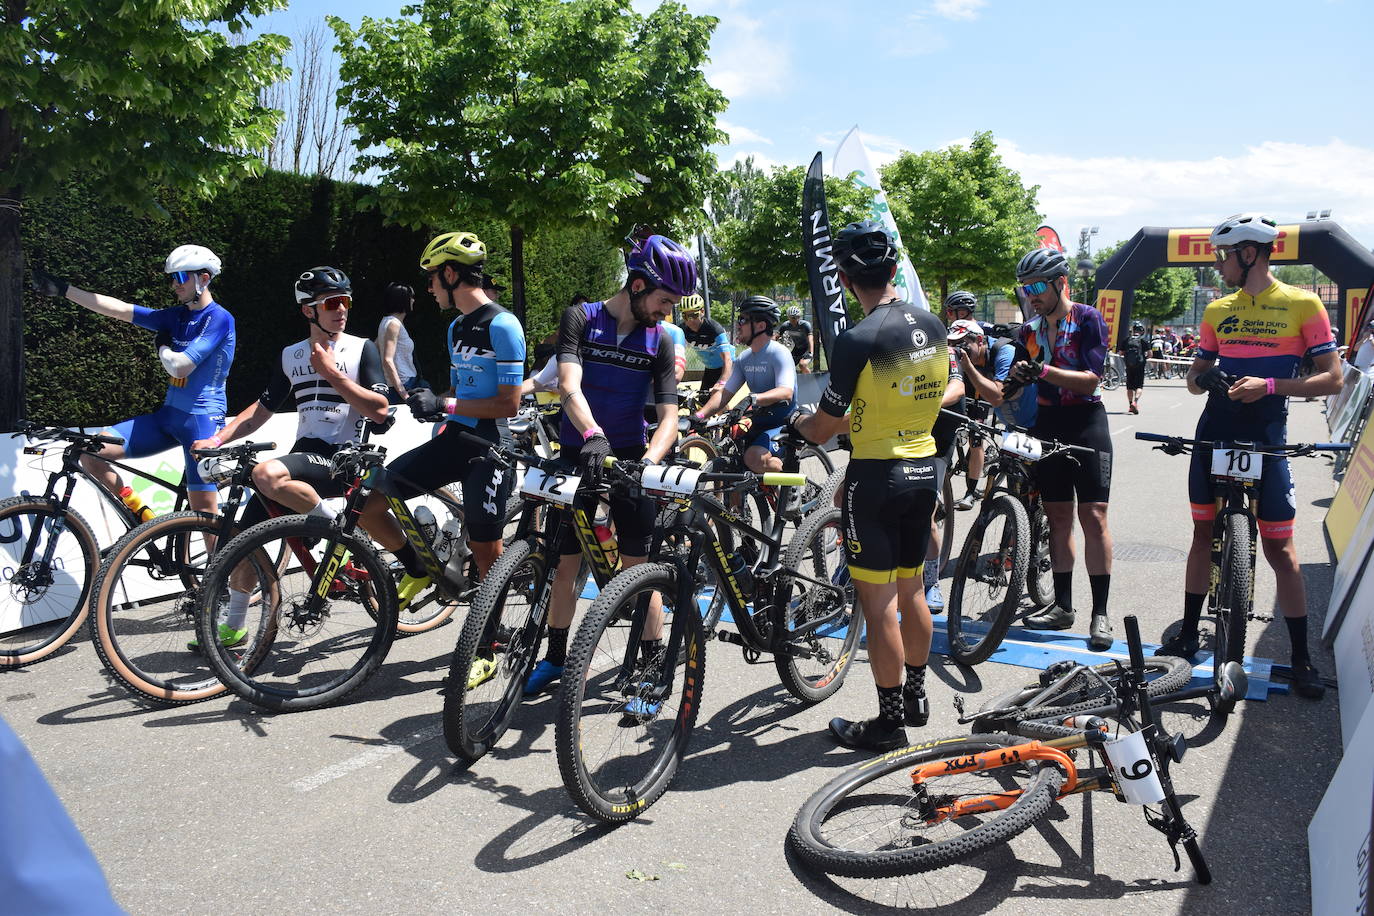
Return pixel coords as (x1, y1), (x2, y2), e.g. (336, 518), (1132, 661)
(1091, 220), (1374, 350)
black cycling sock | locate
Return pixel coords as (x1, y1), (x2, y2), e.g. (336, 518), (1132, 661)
(1180, 592), (1206, 637)
(964, 476), (979, 495)
(394, 543), (426, 579)
(903, 664), (927, 704)
(1088, 574), (1110, 618)
(545, 626), (570, 667)
(876, 684), (904, 729)
(1053, 571), (1073, 613)
(1285, 616), (1310, 666)
(638, 638), (663, 667)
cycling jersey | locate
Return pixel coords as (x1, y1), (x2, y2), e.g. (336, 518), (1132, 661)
(131, 302), (235, 416)
(777, 319), (813, 361)
(820, 301), (948, 461)
(1197, 280), (1336, 425)
(1016, 302), (1108, 407)
(258, 333), (388, 453)
(683, 317), (731, 369)
(557, 301), (676, 449)
(446, 302), (525, 431)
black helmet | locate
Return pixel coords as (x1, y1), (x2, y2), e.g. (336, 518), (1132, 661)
(1132, 321), (1144, 332)
(295, 266), (352, 304)
(739, 295), (780, 326)
(944, 290), (977, 312)
(833, 219), (898, 273)
(1015, 248), (1069, 283)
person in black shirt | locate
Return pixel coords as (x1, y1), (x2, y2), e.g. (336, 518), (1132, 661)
(776, 305), (814, 372)
(1123, 321), (1149, 414)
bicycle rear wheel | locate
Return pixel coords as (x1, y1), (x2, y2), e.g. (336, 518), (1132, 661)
(198, 515), (397, 712)
(0, 497), (100, 667)
(775, 507), (863, 703)
(788, 444), (836, 522)
(1025, 501), (1054, 609)
(677, 434), (719, 469)
(556, 562), (704, 823)
(788, 733), (1063, 878)
(935, 468), (955, 576)
(945, 494), (1029, 666)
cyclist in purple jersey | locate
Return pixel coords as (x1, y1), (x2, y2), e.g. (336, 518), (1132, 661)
(1009, 247), (1115, 651)
(523, 233), (693, 696)
(30, 246), (234, 517)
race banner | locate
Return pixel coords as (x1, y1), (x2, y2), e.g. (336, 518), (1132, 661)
(831, 125), (928, 310)
(1035, 225), (1066, 252)
(802, 152), (849, 362)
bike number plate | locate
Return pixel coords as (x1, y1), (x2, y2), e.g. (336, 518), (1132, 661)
(641, 465), (703, 496)
(520, 467), (579, 505)
(1103, 729), (1166, 805)
(1211, 447), (1263, 482)
(1001, 430), (1043, 461)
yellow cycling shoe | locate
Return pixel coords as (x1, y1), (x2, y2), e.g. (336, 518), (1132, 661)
(467, 656), (498, 690)
(396, 574), (432, 612)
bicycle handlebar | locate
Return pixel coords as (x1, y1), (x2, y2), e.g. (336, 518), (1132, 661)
(941, 408), (1096, 458)
(192, 441), (277, 460)
(1135, 431), (1353, 455)
(10, 422), (125, 448)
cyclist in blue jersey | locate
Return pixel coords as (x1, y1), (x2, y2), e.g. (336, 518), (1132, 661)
(680, 295), (733, 392)
(31, 246), (234, 516)
(524, 233), (693, 696)
(358, 232), (525, 611)
(694, 296), (796, 473)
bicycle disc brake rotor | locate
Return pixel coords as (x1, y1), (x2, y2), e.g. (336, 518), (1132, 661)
(282, 598), (330, 639)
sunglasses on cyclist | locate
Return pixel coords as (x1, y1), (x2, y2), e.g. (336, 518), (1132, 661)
(1018, 279), (1054, 297)
(311, 295), (352, 312)
(1213, 247), (1240, 264)
(947, 306), (973, 317)
(170, 270), (198, 285)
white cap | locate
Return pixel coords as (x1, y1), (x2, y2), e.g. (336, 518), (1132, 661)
(947, 319), (985, 343)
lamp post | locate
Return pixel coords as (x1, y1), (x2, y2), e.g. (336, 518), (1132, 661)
(1077, 257), (1096, 307)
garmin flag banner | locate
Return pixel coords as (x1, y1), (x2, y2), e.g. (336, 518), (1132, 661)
(831, 125), (928, 310)
(802, 152), (849, 361)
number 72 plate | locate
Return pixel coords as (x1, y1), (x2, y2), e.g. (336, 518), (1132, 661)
(1210, 447), (1263, 481)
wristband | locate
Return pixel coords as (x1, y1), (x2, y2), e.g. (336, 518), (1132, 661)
(442, 397), (457, 415)
(1038, 362), (1051, 379)
(582, 425), (604, 442)
(207, 435), (223, 448)
(693, 412), (705, 421)
(1265, 377), (1275, 396)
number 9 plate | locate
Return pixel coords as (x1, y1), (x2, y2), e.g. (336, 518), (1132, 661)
(1210, 447), (1263, 482)
(520, 467), (580, 505)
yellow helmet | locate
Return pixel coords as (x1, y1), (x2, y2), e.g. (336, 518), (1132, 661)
(679, 294), (704, 313)
(420, 231), (486, 270)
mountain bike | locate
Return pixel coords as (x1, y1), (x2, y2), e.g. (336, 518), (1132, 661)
(1136, 432), (1349, 717)
(194, 435), (485, 712)
(789, 616), (1210, 884)
(1, 423), (189, 667)
(1100, 357), (1122, 391)
(945, 414), (1094, 665)
(555, 454), (861, 824)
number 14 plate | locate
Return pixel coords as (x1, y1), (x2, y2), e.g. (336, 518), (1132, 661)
(1210, 448), (1263, 481)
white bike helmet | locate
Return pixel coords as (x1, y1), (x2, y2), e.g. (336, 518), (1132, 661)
(1209, 213), (1278, 247)
(165, 245), (222, 278)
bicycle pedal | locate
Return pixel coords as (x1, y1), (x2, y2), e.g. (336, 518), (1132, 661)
(1245, 612), (1273, 623)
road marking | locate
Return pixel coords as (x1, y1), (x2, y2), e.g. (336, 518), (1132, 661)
(289, 723), (443, 792)
(1112, 425), (1134, 437)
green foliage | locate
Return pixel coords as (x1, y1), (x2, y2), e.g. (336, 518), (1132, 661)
(1273, 264), (1332, 287)
(1095, 240), (1194, 326)
(21, 171), (624, 425)
(711, 165), (872, 293)
(881, 131), (1041, 306)
(330, 0), (726, 288)
(709, 297), (733, 329)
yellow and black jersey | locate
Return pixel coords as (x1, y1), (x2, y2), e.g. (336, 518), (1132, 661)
(819, 301), (949, 461)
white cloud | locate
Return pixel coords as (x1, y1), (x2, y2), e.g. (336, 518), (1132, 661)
(724, 149), (782, 171)
(705, 15), (790, 99)
(718, 119), (772, 146)
(931, 0), (987, 19)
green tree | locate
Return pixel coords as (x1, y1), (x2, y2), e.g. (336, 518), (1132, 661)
(710, 164), (871, 294)
(0, 1), (289, 427)
(1273, 264), (1332, 287)
(1095, 240), (1195, 326)
(880, 130), (1041, 306)
(331, 0), (726, 325)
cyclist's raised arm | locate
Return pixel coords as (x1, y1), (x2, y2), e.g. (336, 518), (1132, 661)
(54, 281), (137, 324)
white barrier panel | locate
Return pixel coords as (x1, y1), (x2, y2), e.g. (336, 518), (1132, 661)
(1308, 700), (1374, 915)
(1333, 500), (1374, 746)
(1327, 490), (1374, 645)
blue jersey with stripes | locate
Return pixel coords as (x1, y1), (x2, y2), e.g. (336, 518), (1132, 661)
(683, 316), (731, 369)
(445, 302), (526, 433)
(557, 300), (677, 449)
(131, 302), (235, 416)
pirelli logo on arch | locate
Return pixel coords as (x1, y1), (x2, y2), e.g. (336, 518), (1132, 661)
(1166, 225), (1301, 263)
(1096, 289), (1122, 348)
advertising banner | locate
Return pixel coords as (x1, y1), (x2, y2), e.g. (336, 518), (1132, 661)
(1326, 396), (1374, 559)
(1165, 224), (1302, 264)
(802, 152), (849, 362)
(1035, 225), (1066, 252)
(1096, 289), (1123, 355)
(1332, 509), (1374, 742)
(831, 126), (928, 310)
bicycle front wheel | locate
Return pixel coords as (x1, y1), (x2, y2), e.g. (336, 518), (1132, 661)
(1025, 502), (1054, 609)
(198, 515), (397, 712)
(89, 511), (230, 704)
(946, 494), (1029, 666)
(0, 496), (100, 667)
(1215, 512), (1251, 669)
(556, 562), (704, 823)
(935, 467), (955, 576)
(775, 507), (863, 703)
(677, 434), (719, 469)
(788, 733), (1063, 878)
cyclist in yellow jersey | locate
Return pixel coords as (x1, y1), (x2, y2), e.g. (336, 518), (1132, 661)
(791, 220), (948, 752)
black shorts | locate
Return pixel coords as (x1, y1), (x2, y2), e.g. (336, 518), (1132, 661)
(1030, 402), (1113, 503)
(238, 442), (345, 530)
(840, 458), (943, 584)
(1125, 363), (1146, 389)
(557, 444), (656, 558)
(931, 400), (965, 463)
(384, 422), (512, 542)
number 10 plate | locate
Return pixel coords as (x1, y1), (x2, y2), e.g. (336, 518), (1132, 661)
(1210, 448), (1263, 481)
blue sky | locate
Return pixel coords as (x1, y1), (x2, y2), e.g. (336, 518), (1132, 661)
(252, 0), (1374, 255)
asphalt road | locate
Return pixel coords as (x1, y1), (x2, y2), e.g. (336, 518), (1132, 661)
(3, 378), (1344, 915)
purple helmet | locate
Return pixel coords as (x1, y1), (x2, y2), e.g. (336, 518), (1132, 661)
(626, 235), (698, 297)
